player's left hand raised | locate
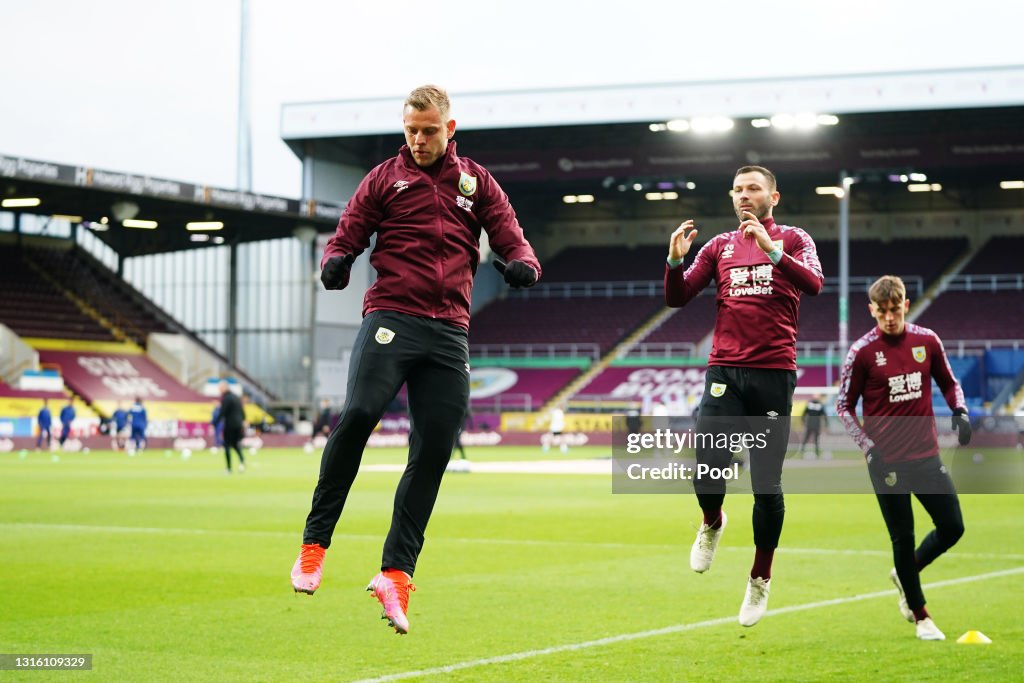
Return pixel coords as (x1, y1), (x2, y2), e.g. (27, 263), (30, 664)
(951, 408), (972, 446)
(740, 211), (774, 253)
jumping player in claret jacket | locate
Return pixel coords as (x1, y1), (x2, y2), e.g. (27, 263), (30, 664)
(665, 165), (823, 626)
(836, 275), (971, 641)
(290, 84), (541, 634)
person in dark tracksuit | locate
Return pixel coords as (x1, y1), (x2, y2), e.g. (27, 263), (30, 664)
(289, 84), (541, 635)
(665, 165), (823, 627)
(800, 395), (828, 459)
(836, 275), (971, 641)
(215, 382), (246, 473)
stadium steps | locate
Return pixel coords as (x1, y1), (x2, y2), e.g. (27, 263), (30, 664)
(21, 255), (137, 347)
(1009, 384), (1024, 415)
(611, 305), (677, 360)
(542, 356), (615, 413)
(907, 236), (987, 323)
(541, 305), (675, 411)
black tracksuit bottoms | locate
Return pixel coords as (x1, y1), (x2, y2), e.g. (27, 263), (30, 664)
(871, 457), (964, 611)
(302, 310), (470, 576)
(694, 365), (796, 550)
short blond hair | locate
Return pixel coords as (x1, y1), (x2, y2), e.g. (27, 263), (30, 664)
(868, 275), (906, 305)
(404, 84), (450, 121)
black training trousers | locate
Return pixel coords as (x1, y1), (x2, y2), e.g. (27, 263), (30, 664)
(871, 456), (964, 611)
(303, 310), (470, 576)
(224, 425), (245, 471)
(693, 365), (796, 550)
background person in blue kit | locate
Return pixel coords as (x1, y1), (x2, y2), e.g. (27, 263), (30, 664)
(58, 397), (76, 448)
(128, 397), (147, 453)
(36, 398), (53, 450)
(111, 401), (129, 451)
(289, 84), (541, 635)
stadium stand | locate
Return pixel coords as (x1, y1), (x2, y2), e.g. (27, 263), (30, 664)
(25, 246), (174, 346)
(640, 294), (717, 347)
(815, 237), (968, 287)
(0, 244), (115, 342)
(540, 244), (668, 282)
(0, 380), (67, 401)
(959, 235), (1024, 275)
(916, 291), (1024, 341)
(470, 367), (581, 412)
(36, 347), (218, 423)
(469, 294), (664, 357)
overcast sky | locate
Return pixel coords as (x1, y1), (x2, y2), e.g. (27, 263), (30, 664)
(2, 1), (1022, 199)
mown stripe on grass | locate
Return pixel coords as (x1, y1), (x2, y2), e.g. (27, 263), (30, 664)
(351, 566), (1024, 683)
(5, 523), (1024, 561)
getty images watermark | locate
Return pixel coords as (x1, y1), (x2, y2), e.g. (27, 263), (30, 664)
(622, 427), (765, 483)
(611, 414), (1024, 494)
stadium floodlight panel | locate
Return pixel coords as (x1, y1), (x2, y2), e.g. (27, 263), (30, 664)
(644, 191), (680, 200)
(691, 116), (734, 134)
(816, 114), (840, 125)
(562, 194), (594, 204)
(751, 118), (772, 128)
(665, 119), (690, 132)
(1000, 180), (1024, 190)
(186, 221), (224, 231)
(815, 186), (845, 198)
(907, 183), (942, 192)
(2, 197), (41, 208)
(189, 234), (211, 242)
(794, 112), (818, 130)
(122, 218), (158, 229)
(52, 214), (84, 222)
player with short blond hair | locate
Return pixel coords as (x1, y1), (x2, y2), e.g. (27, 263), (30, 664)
(836, 275), (971, 640)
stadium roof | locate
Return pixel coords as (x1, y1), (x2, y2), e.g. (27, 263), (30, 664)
(281, 65), (1024, 220)
(0, 155), (346, 257)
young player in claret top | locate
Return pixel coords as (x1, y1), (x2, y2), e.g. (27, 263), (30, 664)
(836, 275), (972, 641)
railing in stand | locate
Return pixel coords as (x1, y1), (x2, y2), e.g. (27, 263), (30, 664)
(944, 274), (1024, 292)
(470, 343), (601, 360)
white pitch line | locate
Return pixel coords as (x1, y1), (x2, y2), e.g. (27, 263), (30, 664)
(4, 523), (1024, 561)
(350, 566), (1024, 683)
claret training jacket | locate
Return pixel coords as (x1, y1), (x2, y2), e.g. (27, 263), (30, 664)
(322, 142), (541, 330)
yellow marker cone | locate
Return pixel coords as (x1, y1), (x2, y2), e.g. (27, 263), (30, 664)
(956, 630), (992, 644)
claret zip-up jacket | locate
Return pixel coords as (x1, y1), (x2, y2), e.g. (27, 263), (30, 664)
(322, 141), (540, 330)
(665, 217), (823, 370)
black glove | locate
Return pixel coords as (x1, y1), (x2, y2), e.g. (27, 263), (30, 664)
(321, 254), (354, 290)
(866, 446), (882, 470)
(493, 258), (537, 288)
(952, 408), (972, 446)
(865, 445), (887, 483)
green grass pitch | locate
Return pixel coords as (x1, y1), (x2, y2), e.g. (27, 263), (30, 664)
(2, 446), (1022, 681)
